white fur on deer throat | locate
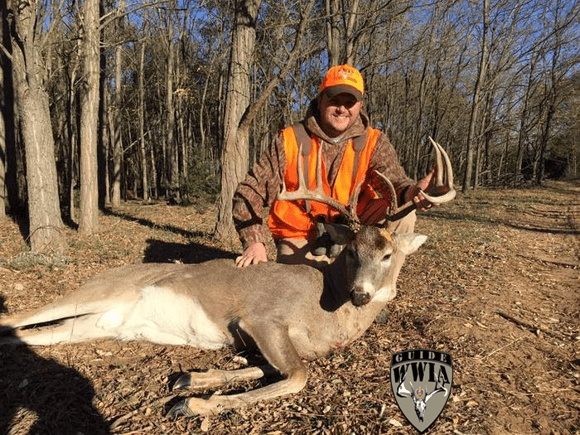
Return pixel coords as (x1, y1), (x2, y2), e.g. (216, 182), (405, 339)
(97, 286), (227, 348)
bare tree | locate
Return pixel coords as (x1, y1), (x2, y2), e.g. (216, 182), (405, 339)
(8, 0), (65, 252)
(110, 3), (125, 208)
(78, 0), (101, 234)
(0, 1), (14, 218)
(64, 38), (82, 221)
(2, 0), (579, 245)
(324, 0), (361, 66)
(164, 5), (178, 200)
(325, 0), (341, 66)
(214, 0), (316, 242)
(462, 0), (490, 193)
(214, 0), (262, 242)
(533, 0), (579, 184)
(138, 41), (149, 202)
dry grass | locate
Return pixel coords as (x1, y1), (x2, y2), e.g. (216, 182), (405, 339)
(0, 180), (579, 435)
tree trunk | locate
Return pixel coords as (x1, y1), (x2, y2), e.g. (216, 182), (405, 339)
(102, 90), (111, 206)
(139, 42), (149, 202)
(344, 0), (360, 65)
(199, 69), (211, 158)
(462, 0), (489, 193)
(214, 0), (261, 242)
(0, 1), (16, 218)
(325, 0), (341, 66)
(514, 51), (539, 186)
(111, 40), (122, 207)
(149, 144), (158, 199)
(78, 0), (100, 234)
(10, 0), (65, 252)
(165, 14), (178, 200)
(98, 2), (107, 210)
(63, 38), (81, 223)
(0, 4), (7, 218)
(535, 96), (556, 185)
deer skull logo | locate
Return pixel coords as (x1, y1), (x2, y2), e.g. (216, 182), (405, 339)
(390, 350), (453, 433)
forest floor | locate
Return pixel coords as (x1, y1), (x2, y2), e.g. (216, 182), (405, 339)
(0, 180), (579, 435)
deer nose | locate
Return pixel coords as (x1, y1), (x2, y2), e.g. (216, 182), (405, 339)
(350, 288), (371, 306)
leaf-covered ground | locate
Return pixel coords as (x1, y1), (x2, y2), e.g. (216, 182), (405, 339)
(0, 181), (579, 435)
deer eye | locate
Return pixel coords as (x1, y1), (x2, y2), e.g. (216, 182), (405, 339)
(382, 253), (392, 262)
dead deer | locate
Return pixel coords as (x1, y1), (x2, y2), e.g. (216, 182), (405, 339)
(0, 138), (454, 417)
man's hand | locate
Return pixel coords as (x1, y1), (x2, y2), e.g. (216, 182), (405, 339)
(405, 169), (437, 212)
(235, 242), (268, 267)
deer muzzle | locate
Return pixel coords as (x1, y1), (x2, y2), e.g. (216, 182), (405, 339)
(350, 287), (371, 306)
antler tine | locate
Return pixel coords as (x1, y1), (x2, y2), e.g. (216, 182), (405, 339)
(277, 144), (358, 224)
(279, 143), (316, 196)
(347, 177), (365, 218)
(374, 170), (398, 216)
(315, 141), (324, 194)
(423, 137), (456, 204)
(429, 136), (444, 186)
(376, 139), (456, 223)
(374, 171), (416, 223)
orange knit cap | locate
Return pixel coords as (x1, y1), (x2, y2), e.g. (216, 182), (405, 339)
(319, 64), (364, 101)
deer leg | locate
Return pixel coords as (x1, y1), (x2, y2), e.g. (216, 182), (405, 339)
(3, 315), (112, 346)
(167, 322), (307, 417)
(172, 365), (276, 391)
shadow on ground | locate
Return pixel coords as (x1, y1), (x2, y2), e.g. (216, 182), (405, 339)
(142, 239), (237, 264)
(103, 207), (207, 240)
(0, 297), (110, 435)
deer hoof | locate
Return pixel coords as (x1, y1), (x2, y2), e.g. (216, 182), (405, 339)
(172, 373), (192, 391)
(168, 397), (223, 417)
(166, 399), (195, 419)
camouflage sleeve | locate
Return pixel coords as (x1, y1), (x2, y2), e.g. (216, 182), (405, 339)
(232, 132), (286, 249)
(367, 132), (415, 204)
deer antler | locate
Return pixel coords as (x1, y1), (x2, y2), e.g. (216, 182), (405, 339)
(423, 137), (456, 204)
(376, 137), (456, 223)
(277, 143), (360, 226)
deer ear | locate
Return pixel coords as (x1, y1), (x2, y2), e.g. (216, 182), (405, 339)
(395, 233), (428, 255)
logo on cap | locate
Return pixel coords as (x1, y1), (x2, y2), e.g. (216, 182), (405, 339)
(320, 64), (364, 101)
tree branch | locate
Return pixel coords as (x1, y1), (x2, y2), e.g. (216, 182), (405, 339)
(239, 0), (317, 132)
(0, 43), (12, 62)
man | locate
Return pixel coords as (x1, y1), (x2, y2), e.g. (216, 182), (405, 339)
(233, 64), (436, 268)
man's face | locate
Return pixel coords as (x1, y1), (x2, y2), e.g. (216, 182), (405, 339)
(318, 92), (363, 138)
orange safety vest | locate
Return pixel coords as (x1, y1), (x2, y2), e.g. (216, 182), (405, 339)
(268, 123), (382, 240)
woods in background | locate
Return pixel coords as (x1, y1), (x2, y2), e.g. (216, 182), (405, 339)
(0, 0), (579, 252)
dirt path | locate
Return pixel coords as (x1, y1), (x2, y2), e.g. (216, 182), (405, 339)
(0, 181), (578, 434)
(402, 181), (580, 434)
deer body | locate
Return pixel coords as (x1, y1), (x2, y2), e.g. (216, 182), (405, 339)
(2, 230), (422, 356)
(0, 229), (426, 416)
